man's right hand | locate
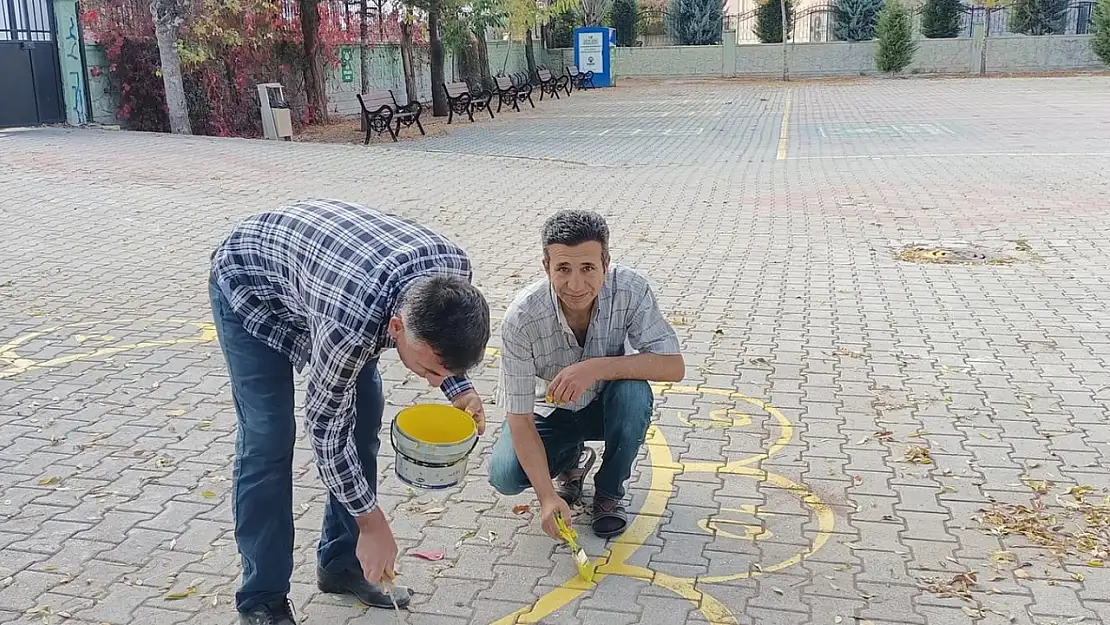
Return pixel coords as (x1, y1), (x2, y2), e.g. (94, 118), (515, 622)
(539, 494), (574, 541)
(355, 507), (398, 586)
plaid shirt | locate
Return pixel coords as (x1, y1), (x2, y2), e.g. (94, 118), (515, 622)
(499, 264), (681, 417)
(210, 199), (475, 515)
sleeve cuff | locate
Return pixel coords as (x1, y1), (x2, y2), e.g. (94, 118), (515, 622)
(441, 375), (474, 399)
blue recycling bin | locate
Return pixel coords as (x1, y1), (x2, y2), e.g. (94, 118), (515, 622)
(573, 26), (614, 88)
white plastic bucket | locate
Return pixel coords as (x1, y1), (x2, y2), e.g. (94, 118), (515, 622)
(390, 404), (478, 489)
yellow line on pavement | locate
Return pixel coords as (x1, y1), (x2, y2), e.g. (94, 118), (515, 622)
(777, 89), (793, 161)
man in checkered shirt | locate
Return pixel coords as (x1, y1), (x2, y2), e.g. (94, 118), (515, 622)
(208, 199), (490, 625)
(489, 210), (684, 539)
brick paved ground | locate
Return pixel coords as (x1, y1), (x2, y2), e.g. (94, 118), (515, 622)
(2, 75), (1110, 625)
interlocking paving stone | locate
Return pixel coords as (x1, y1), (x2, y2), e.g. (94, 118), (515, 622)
(3, 75), (1110, 624)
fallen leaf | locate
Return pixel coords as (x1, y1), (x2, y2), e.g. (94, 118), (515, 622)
(905, 446), (932, 464)
(165, 585), (198, 600)
(167, 409), (185, 416)
(420, 507), (446, 515)
(939, 485), (959, 494)
(482, 530), (497, 544)
(874, 429), (894, 442)
(1088, 559), (1104, 567)
(512, 504), (531, 515)
(1072, 572), (1086, 582)
(38, 476), (62, 485)
(199, 491), (216, 499)
(411, 549), (445, 561)
(834, 617), (843, 624)
(979, 432), (991, 439)
(197, 421), (212, 430)
(1014, 569), (1030, 579)
(962, 607), (982, 618)
(772, 587), (784, 595)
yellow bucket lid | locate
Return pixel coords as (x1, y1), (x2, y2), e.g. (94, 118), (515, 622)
(395, 404), (476, 446)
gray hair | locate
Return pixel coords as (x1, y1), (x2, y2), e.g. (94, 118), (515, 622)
(397, 275), (490, 374)
(541, 210), (610, 260)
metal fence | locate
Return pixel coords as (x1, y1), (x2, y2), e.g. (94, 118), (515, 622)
(717, 1), (1096, 45)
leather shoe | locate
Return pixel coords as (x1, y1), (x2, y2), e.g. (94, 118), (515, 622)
(238, 598), (296, 625)
(317, 567), (412, 609)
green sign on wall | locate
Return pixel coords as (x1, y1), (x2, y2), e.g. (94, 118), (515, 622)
(340, 47), (354, 83)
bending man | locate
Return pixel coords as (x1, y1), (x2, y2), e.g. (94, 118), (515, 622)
(209, 199), (490, 625)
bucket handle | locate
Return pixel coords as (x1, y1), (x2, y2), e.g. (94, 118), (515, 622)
(390, 420), (479, 461)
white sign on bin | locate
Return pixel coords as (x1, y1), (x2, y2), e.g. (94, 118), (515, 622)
(577, 31), (603, 73)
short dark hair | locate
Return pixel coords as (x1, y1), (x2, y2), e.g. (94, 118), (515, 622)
(541, 210), (610, 259)
(398, 275), (491, 374)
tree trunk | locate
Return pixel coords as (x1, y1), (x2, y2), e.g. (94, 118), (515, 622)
(458, 33), (482, 88)
(400, 12), (418, 103)
(476, 33), (491, 87)
(524, 28), (536, 82)
(149, 0), (191, 134)
(780, 0), (789, 80)
(299, 0), (329, 124)
(429, 1), (448, 117)
(359, 0), (371, 94)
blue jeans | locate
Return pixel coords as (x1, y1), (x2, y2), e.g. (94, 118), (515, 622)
(488, 380), (653, 501)
(209, 279), (384, 613)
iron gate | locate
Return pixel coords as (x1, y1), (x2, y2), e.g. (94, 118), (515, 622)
(0, 0), (64, 128)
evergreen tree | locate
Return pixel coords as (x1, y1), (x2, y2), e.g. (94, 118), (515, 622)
(834, 0), (884, 41)
(919, 0), (962, 38)
(1095, 0), (1110, 65)
(611, 0), (639, 45)
(875, 0), (916, 72)
(1008, 0), (1069, 35)
(755, 0), (795, 43)
(667, 0), (726, 44)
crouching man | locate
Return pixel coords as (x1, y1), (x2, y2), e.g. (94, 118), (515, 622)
(489, 210), (684, 539)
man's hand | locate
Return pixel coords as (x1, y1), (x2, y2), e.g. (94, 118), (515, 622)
(355, 508), (398, 586)
(539, 494), (574, 541)
(547, 361), (601, 405)
(452, 390), (485, 435)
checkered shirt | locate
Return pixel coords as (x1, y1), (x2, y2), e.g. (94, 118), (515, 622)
(210, 199), (475, 515)
(498, 264), (681, 417)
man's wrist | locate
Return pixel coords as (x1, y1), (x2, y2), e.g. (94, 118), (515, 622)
(355, 506), (384, 532)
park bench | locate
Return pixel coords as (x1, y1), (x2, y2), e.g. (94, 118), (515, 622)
(492, 75), (534, 113)
(536, 67), (568, 101)
(356, 90), (424, 143)
(443, 81), (494, 124)
(567, 65), (594, 92)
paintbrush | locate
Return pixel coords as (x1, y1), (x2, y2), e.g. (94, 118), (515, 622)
(555, 511), (594, 583)
(380, 568), (401, 618)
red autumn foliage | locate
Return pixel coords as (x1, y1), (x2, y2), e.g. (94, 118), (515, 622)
(82, 0), (424, 136)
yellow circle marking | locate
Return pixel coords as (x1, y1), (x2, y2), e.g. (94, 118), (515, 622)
(678, 408), (753, 429)
(698, 505), (772, 541)
(491, 384), (834, 625)
(0, 321), (834, 625)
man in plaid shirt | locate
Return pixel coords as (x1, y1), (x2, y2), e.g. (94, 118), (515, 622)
(208, 199), (490, 625)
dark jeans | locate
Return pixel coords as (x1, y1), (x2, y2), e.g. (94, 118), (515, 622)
(487, 379), (654, 501)
(209, 279), (384, 613)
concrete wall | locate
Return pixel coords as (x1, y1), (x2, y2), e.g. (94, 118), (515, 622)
(80, 40), (546, 127)
(550, 32), (1105, 80)
(53, 0), (87, 125)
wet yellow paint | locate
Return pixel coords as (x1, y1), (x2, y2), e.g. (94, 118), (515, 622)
(395, 404), (476, 444)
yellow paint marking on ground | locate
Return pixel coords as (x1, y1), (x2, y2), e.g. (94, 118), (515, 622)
(0, 322), (216, 379)
(489, 385), (835, 625)
(777, 89), (793, 161)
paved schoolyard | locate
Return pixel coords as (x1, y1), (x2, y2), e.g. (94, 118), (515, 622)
(2, 75), (1110, 625)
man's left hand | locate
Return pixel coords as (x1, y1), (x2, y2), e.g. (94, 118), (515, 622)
(547, 361), (601, 405)
(452, 390), (485, 435)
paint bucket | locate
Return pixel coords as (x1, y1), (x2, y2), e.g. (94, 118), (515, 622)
(390, 404), (478, 489)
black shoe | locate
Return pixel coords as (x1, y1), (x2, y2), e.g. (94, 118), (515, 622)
(317, 567), (412, 609)
(239, 598), (296, 625)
